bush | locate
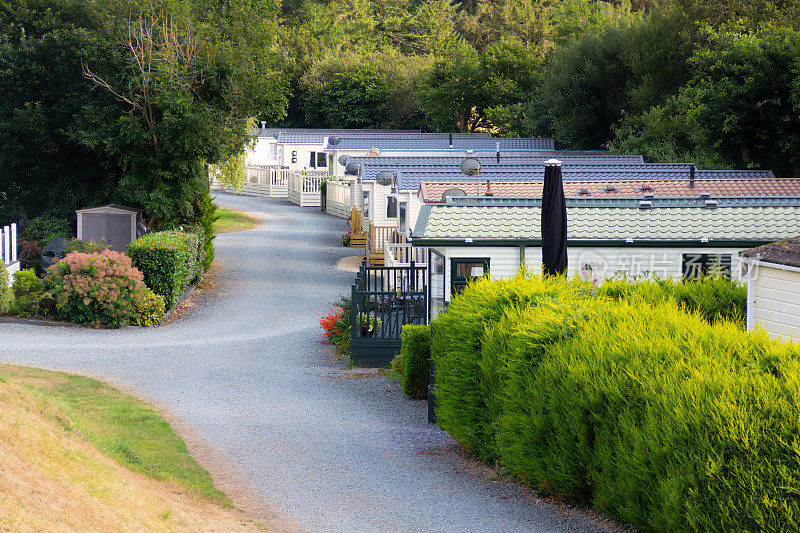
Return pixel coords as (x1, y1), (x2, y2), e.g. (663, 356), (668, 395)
(399, 325), (432, 399)
(48, 251), (145, 327)
(431, 273), (593, 462)
(432, 273), (800, 531)
(17, 236), (42, 273)
(11, 269), (44, 317)
(598, 275), (747, 326)
(126, 231), (199, 309)
(19, 214), (73, 243)
(0, 261), (10, 313)
(319, 296), (351, 356)
(133, 288), (166, 326)
(64, 238), (110, 254)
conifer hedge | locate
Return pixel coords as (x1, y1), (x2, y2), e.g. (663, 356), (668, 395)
(431, 274), (800, 531)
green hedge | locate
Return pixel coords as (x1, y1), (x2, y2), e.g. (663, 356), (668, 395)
(432, 274), (800, 531)
(126, 231), (199, 309)
(597, 276), (747, 326)
(399, 325), (431, 399)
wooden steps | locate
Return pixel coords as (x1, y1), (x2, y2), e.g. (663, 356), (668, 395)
(349, 233), (366, 247)
(368, 253), (384, 267)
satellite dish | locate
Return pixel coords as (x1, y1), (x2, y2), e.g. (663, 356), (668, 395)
(460, 158), (481, 177)
(329, 135), (341, 147)
(369, 146), (382, 156)
(338, 154), (350, 166)
(442, 188), (467, 202)
(375, 171), (395, 187)
(345, 162), (362, 175)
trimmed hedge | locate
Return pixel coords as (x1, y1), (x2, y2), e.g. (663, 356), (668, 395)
(598, 275), (747, 327)
(399, 325), (431, 399)
(127, 231), (199, 309)
(432, 274), (800, 531)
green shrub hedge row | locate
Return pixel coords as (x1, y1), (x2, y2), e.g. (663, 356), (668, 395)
(432, 274), (800, 532)
(398, 325), (431, 399)
(597, 275), (747, 326)
(126, 231), (200, 309)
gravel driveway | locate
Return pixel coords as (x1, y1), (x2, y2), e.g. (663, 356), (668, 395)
(0, 193), (615, 533)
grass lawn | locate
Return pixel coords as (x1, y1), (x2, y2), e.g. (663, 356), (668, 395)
(0, 364), (227, 503)
(215, 208), (259, 233)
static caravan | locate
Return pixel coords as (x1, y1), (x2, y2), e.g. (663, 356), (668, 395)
(741, 237), (800, 342)
(411, 197), (800, 321)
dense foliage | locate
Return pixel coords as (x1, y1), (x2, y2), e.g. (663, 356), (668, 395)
(397, 324), (431, 399)
(48, 251), (146, 327)
(432, 274), (800, 531)
(10, 269), (44, 317)
(126, 231), (200, 309)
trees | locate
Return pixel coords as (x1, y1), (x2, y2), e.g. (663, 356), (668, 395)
(0, 0), (287, 233)
(613, 27), (800, 175)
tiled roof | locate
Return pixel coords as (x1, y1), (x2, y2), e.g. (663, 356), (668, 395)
(420, 179), (800, 202)
(348, 153), (644, 170)
(257, 128), (421, 138)
(444, 196), (800, 208)
(412, 204), (800, 243)
(387, 166), (775, 190)
(327, 136), (553, 151)
(275, 131), (473, 144)
(741, 236), (800, 267)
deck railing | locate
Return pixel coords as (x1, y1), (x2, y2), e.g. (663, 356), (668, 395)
(1, 223), (18, 265)
(384, 242), (427, 267)
(367, 222), (400, 256)
(288, 170), (328, 207)
(349, 207), (364, 236)
(325, 180), (354, 218)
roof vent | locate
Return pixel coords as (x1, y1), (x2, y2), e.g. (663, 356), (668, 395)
(449, 132), (453, 148)
(643, 193), (655, 200)
(689, 164), (696, 189)
(700, 237), (709, 243)
(699, 192), (711, 199)
(639, 185), (654, 192)
(704, 200), (719, 209)
(604, 185), (619, 193)
(639, 200), (653, 209)
(626, 238), (634, 244)
(577, 188), (592, 196)
(485, 179), (494, 197)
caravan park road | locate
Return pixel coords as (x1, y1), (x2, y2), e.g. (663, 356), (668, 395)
(0, 193), (616, 533)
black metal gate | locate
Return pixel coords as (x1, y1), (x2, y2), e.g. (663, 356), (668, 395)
(350, 261), (427, 365)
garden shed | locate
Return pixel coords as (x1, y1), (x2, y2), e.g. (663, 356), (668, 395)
(76, 204), (142, 252)
(740, 237), (800, 341)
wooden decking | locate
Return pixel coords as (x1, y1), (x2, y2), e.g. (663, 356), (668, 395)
(346, 208), (401, 266)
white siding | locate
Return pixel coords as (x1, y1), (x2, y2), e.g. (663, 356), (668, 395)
(525, 246), (744, 282)
(750, 264), (800, 341)
(246, 137), (279, 166)
(443, 246), (522, 302)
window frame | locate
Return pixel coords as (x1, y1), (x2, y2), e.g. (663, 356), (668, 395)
(450, 257), (490, 296)
(386, 194), (398, 220)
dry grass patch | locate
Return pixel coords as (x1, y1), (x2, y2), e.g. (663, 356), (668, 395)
(0, 365), (265, 532)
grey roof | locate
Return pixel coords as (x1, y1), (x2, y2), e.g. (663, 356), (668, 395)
(445, 196), (800, 208)
(741, 236), (800, 267)
(373, 165), (774, 190)
(347, 154), (644, 169)
(327, 136), (553, 151)
(258, 128), (420, 139)
(275, 131), (462, 144)
(412, 203), (800, 244)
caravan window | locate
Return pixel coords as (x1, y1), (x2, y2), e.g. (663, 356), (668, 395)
(386, 195), (398, 219)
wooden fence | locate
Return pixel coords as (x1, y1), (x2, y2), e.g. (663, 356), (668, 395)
(220, 165), (290, 199)
(366, 222), (401, 266)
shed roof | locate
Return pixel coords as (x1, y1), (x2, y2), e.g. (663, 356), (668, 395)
(420, 178), (800, 203)
(76, 204), (141, 214)
(412, 204), (800, 245)
(740, 237), (800, 268)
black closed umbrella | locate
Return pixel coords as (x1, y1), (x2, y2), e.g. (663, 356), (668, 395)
(541, 159), (568, 276)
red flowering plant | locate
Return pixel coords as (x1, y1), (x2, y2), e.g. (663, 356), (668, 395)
(48, 250), (147, 327)
(319, 296), (351, 356)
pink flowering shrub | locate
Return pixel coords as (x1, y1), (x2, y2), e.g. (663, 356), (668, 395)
(48, 250), (146, 327)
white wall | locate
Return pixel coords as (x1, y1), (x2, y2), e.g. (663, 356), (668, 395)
(278, 143), (330, 171)
(748, 262), (800, 341)
(246, 137), (279, 166)
(430, 244), (747, 304)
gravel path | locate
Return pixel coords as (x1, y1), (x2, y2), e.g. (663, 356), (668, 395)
(0, 193), (616, 533)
